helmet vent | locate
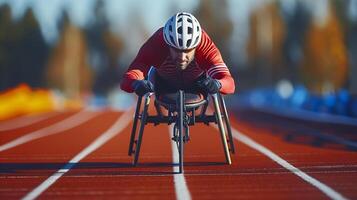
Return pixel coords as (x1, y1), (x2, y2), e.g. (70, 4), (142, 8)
(170, 35), (175, 45)
(178, 39), (183, 47)
(188, 27), (192, 34)
(178, 27), (182, 34)
(193, 36), (200, 46)
(178, 13), (190, 17)
(186, 39), (192, 47)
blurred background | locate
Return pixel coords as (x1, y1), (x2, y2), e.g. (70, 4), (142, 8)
(1, 0), (357, 120)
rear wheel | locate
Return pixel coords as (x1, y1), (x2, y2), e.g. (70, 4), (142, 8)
(212, 93), (231, 165)
(133, 95), (150, 166)
(128, 96), (143, 156)
(218, 94), (235, 154)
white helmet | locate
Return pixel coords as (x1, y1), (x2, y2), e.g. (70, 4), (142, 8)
(163, 12), (202, 50)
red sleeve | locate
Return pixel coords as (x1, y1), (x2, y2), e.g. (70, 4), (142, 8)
(196, 30), (235, 95)
(120, 28), (168, 93)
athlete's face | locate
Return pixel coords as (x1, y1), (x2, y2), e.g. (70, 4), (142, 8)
(169, 47), (196, 70)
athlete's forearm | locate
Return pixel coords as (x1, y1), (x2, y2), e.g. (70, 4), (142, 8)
(216, 75), (235, 94)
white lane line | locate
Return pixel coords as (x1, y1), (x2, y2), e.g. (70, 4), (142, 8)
(0, 112), (58, 132)
(0, 109), (98, 152)
(169, 125), (191, 200)
(229, 126), (348, 200)
(21, 108), (133, 200)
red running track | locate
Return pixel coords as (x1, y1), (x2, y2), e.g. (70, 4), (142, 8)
(0, 107), (356, 199)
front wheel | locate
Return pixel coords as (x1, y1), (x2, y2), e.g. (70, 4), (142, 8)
(177, 90), (185, 173)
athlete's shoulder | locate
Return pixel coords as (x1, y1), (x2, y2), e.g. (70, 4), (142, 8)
(201, 29), (210, 39)
(196, 29), (215, 51)
(151, 27), (165, 41)
(143, 27), (167, 49)
(200, 29), (212, 43)
(195, 28), (225, 67)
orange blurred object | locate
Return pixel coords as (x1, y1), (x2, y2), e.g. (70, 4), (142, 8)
(0, 84), (82, 120)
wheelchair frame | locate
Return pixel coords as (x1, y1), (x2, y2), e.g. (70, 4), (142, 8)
(127, 89), (235, 174)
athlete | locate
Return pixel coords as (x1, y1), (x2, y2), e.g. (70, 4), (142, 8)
(120, 12), (235, 97)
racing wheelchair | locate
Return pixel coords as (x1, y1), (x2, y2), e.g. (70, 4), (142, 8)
(128, 67), (235, 173)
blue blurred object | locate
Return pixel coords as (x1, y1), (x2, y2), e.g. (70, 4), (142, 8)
(335, 89), (350, 116)
(351, 96), (357, 117)
(238, 86), (357, 119)
(303, 94), (321, 112)
(89, 95), (108, 108)
(322, 93), (337, 113)
(290, 85), (308, 108)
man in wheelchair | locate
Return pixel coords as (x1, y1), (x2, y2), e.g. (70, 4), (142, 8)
(120, 12), (236, 173)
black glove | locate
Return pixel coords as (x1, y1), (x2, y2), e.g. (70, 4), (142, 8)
(196, 77), (222, 94)
(132, 80), (154, 96)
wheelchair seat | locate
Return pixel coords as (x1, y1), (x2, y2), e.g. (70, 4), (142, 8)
(155, 92), (207, 109)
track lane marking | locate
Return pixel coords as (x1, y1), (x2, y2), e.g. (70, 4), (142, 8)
(4, 169), (357, 179)
(21, 108), (133, 200)
(169, 125), (191, 200)
(0, 112), (59, 132)
(227, 125), (348, 200)
(0, 109), (98, 152)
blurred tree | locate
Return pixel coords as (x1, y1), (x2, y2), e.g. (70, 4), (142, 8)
(46, 13), (93, 99)
(0, 5), (12, 91)
(302, 2), (348, 94)
(331, 0), (357, 95)
(281, 1), (311, 84)
(0, 5), (49, 91)
(345, 0), (357, 95)
(194, 0), (233, 67)
(332, 0), (348, 29)
(247, 2), (285, 86)
(85, 0), (124, 96)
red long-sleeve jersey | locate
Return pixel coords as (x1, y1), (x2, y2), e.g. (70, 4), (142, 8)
(120, 28), (235, 94)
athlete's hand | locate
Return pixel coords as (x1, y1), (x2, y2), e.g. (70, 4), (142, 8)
(196, 77), (221, 94)
(132, 80), (154, 96)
